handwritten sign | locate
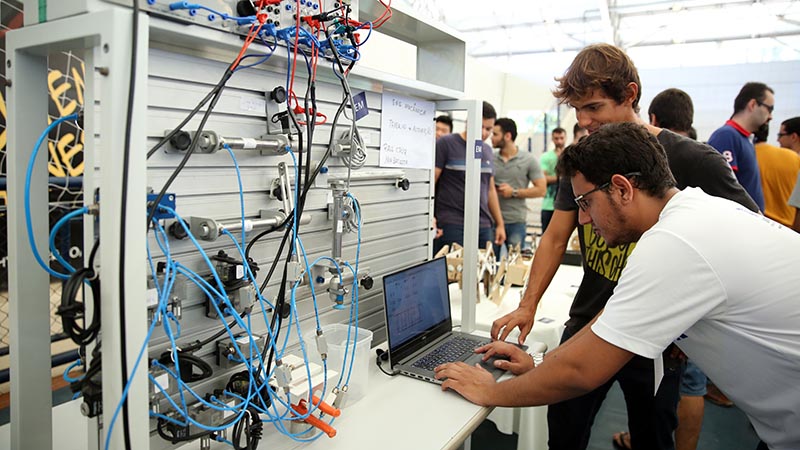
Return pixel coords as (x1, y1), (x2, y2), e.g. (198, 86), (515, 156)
(379, 92), (435, 169)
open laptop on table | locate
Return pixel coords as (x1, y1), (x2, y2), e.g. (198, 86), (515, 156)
(382, 257), (524, 384)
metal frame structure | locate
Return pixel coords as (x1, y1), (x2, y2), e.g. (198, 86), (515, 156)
(8, 6), (149, 449)
(7, 2), (484, 449)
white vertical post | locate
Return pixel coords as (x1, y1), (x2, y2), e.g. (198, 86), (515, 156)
(97, 8), (150, 450)
(7, 28), (53, 450)
(435, 99), (482, 333)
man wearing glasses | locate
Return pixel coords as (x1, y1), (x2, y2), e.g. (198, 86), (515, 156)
(490, 43), (758, 450)
(708, 82), (775, 213)
(436, 123), (800, 450)
(777, 117), (800, 154)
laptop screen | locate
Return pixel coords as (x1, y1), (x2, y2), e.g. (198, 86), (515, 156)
(383, 258), (451, 355)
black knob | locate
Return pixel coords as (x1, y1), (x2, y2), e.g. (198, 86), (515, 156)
(169, 131), (192, 151)
(237, 0), (257, 16)
(169, 221), (189, 240)
(360, 275), (374, 290)
(398, 178), (410, 191)
(272, 186), (283, 201)
(271, 86), (287, 103)
(280, 302), (292, 319)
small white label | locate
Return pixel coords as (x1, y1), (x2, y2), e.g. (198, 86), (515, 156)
(327, 191), (334, 204)
(240, 96), (266, 113)
(236, 335), (251, 345)
(336, 221), (343, 233)
(155, 373), (170, 392)
(236, 265), (244, 279)
(146, 288), (159, 307)
(241, 138), (257, 149)
(244, 220), (254, 232)
(223, 400), (235, 419)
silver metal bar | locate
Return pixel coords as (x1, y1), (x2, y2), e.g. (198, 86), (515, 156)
(327, 169), (407, 183)
(222, 217), (281, 233)
(222, 134), (290, 155)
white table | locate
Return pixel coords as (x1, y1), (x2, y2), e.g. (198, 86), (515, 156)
(247, 344), (492, 450)
(450, 264), (583, 450)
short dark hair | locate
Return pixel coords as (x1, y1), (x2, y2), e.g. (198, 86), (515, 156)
(483, 101), (497, 121)
(435, 115), (453, 132)
(648, 88), (693, 133)
(754, 123), (769, 144)
(733, 82), (774, 116)
(573, 123), (586, 136)
(782, 117), (800, 136)
(495, 117), (518, 141)
(552, 127), (566, 135)
(554, 43), (642, 113)
(557, 122), (676, 198)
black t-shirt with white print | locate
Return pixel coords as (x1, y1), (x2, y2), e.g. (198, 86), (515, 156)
(554, 129), (759, 331)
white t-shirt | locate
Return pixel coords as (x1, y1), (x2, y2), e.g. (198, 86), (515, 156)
(592, 187), (800, 450)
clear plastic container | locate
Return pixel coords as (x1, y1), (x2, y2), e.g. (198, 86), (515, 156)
(305, 323), (373, 407)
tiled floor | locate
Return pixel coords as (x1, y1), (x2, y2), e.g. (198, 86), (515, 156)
(472, 383), (760, 450)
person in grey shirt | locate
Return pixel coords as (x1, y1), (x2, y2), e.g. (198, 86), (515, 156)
(491, 117), (545, 255)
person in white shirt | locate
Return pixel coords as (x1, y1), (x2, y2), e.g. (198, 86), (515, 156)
(435, 122), (800, 450)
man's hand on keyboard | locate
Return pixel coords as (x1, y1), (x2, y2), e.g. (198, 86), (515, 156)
(433, 361), (495, 406)
(476, 341), (534, 375)
(491, 306), (535, 344)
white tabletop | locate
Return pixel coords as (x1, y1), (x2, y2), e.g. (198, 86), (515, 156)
(252, 345), (492, 450)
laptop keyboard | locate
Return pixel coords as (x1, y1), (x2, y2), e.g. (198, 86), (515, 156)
(412, 336), (489, 371)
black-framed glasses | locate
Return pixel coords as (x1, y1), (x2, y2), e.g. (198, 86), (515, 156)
(757, 101), (774, 113)
(777, 132), (789, 138)
(574, 172), (641, 212)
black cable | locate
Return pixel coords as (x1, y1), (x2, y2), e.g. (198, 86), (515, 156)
(180, 309), (250, 353)
(250, 39), (351, 393)
(260, 108), (308, 378)
(119, 0), (140, 446)
(232, 406), (263, 450)
(157, 418), (215, 444)
(376, 353), (398, 377)
(258, 225), (291, 293)
(157, 351), (213, 383)
(146, 86), (223, 159)
(146, 69), (234, 230)
(243, 94), (347, 290)
(57, 239), (100, 346)
(250, 95), (348, 311)
(59, 269), (100, 345)
(244, 218), (286, 263)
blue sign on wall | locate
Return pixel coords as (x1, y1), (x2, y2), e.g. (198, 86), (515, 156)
(353, 91), (368, 121)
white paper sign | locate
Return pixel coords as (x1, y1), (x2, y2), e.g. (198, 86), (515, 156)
(379, 92), (435, 169)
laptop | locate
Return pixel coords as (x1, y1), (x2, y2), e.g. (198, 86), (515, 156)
(382, 257), (523, 384)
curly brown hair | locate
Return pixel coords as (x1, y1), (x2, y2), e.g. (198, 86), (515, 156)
(553, 43), (642, 113)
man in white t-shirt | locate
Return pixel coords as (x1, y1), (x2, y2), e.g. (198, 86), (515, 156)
(435, 122), (800, 450)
